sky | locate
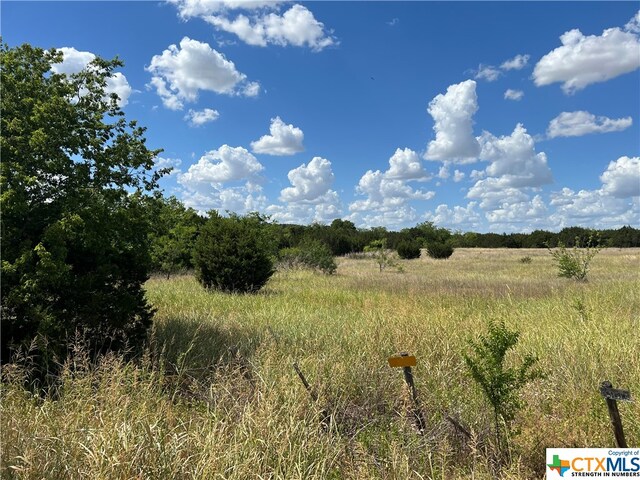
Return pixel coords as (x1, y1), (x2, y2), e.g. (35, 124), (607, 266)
(3, 1), (640, 232)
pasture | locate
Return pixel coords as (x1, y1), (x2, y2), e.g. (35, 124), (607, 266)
(3, 248), (639, 479)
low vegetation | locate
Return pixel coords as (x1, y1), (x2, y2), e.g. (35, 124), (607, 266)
(548, 236), (602, 281)
(3, 249), (638, 479)
(277, 240), (337, 275)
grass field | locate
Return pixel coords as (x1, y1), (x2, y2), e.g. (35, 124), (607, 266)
(3, 248), (639, 479)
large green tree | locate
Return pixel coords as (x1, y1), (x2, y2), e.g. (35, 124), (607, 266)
(1, 43), (164, 361)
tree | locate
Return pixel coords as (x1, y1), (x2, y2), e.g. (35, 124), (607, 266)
(364, 239), (402, 272)
(1, 43), (163, 362)
(146, 195), (204, 278)
(193, 213), (275, 293)
(548, 236), (601, 281)
(464, 321), (542, 455)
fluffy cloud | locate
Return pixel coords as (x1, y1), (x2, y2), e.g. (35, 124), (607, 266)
(424, 80), (481, 163)
(424, 202), (482, 230)
(348, 148), (434, 228)
(547, 111), (633, 138)
(51, 47), (132, 107)
(185, 108), (220, 126)
(477, 124), (553, 188)
(387, 148), (429, 180)
(533, 12), (640, 94)
(453, 169), (465, 182)
(549, 187), (639, 229)
(204, 4), (337, 50)
(173, 1), (337, 51)
(147, 37), (258, 110)
(178, 145), (266, 214)
(280, 157), (335, 203)
(500, 54), (530, 71)
(504, 89), (524, 101)
(251, 117), (305, 155)
(600, 156), (640, 198)
(267, 157), (341, 224)
(179, 145), (264, 185)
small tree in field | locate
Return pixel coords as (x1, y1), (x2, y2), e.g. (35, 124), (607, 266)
(548, 235), (601, 281)
(364, 239), (402, 272)
(193, 213), (274, 293)
(464, 321), (542, 456)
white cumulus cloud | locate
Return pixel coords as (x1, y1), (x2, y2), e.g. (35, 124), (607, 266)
(267, 156), (341, 224)
(348, 148), (434, 228)
(146, 37), (258, 110)
(280, 157), (335, 203)
(387, 148), (429, 180)
(251, 117), (305, 155)
(600, 156), (640, 198)
(51, 47), (133, 107)
(185, 108), (220, 126)
(178, 145), (266, 214)
(424, 80), (481, 163)
(533, 12), (640, 94)
(185, 3), (337, 51)
(477, 123), (553, 188)
(179, 145), (264, 185)
(547, 111), (633, 138)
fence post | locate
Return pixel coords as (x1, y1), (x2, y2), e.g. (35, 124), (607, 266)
(599, 380), (632, 448)
(388, 352), (427, 434)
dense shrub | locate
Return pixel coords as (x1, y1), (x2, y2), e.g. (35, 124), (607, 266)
(396, 241), (421, 259)
(278, 240), (337, 274)
(193, 213), (274, 293)
(426, 242), (454, 259)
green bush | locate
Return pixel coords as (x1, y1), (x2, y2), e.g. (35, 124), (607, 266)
(364, 239), (403, 272)
(426, 242), (454, 259)
(396, 241), (421, 259)
(548, 236), (601, 281)
(278, 240), (337, 275)
(193, 213), (274, 293)
(464, 320), (543, 455)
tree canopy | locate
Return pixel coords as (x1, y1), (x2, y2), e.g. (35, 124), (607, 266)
(1, 43), (163, 362)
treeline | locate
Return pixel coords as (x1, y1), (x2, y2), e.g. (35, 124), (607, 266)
(147, 195), (640, 275)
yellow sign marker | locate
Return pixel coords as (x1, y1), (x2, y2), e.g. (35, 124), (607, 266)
(388, 355), (416, 368)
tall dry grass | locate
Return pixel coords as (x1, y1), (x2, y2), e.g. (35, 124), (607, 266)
(2, 248), (639, 479)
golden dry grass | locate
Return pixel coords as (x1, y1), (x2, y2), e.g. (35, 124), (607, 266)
(2, 248), (639, 479)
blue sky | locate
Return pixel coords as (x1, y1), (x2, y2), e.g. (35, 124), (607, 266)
(4, 1), (640, 232)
